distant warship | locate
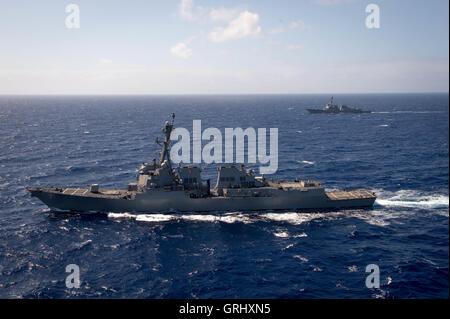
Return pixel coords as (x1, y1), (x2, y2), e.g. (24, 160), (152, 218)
(307, 97), (371, 114)
(28, 114), (376, 213)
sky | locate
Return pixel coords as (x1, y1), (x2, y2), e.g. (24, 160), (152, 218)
(0, 0), (448, 94)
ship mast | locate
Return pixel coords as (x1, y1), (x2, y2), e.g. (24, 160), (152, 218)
(156, 113), (175, 169)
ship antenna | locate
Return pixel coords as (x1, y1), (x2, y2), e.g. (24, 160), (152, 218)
(157, 113), (176, 174)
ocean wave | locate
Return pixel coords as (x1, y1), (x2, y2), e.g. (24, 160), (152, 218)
(107, 211), (325, 225)
(298, 160), (316, 165)
(375, 190), (449, 209)
(373, 111), (445, 114)
(262, 212), (324, 225)
(106, 210), (362, 226)
(293, 255), (309, 262)
(108, 212), (252, 224)
(273, 231), (289, 238)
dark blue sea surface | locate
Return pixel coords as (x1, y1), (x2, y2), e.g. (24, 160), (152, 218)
(0, 94), (448, 298)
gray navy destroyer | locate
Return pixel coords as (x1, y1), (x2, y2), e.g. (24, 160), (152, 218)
(307, 96), (371, 114)
(28, 114), (376, 213)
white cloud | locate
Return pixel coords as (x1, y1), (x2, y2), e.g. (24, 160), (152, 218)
(208, 11), (261, 43)
(178, 0), (211, 22)
(269, 26), (285, 35)
(290, 20), (312, 31)
(179, 0), (194, 20)
(170, 42), (193, 59)
(177, 1), (248, 25)
(100, 58), (113, 64)
(286, 44), (303, 50)
(312, 0), (357, 5)
(269, 20), (312, 36)
(209, 8), (240, 22)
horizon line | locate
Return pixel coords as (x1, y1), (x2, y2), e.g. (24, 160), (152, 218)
(0, 92), (448, 96)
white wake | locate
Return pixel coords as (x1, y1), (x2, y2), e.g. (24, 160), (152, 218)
(107, 190), (448, 225)
(375, 190), (448, 209)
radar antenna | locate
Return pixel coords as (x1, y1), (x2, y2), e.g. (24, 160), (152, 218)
(156, 113), (176, 172)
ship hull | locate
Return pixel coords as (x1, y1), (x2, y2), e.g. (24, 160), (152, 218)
(29, 188), (376, 213)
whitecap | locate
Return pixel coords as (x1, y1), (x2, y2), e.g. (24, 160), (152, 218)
(136, 214), (174, 222)
(293, 232), (308, 238)
(293, 255), (309, 262)
(300, 160), (315, 165)
(375, 190), (449, 209)
(108, 212), (174, 222)
(273, 231), (289, 238)
(348, 265), (358, 272)
(108, 212), (137, 219)
(107, 212), (252, 224)
(376, 197), (449, 209)
(262, 212), (323, 225)
(181, 215), (218, 222)
(74, 239), (92, 249)
(351, 211), (391, 227)
(216, 213), (251, 224)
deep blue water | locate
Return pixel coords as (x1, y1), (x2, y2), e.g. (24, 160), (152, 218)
(0, 94), (448, 298)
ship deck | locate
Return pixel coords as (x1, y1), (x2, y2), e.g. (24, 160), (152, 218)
(326, 189), (376, 201)
(30, 187), (130, 199)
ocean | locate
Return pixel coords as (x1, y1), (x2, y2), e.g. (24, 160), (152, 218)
(0, 94), (448, 298)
